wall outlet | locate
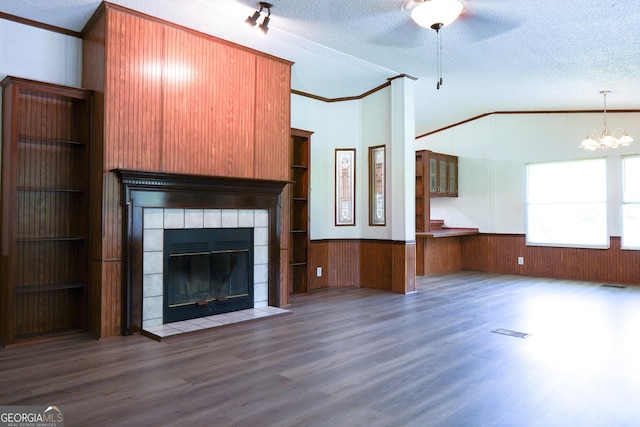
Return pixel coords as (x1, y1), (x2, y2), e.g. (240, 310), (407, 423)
(316, 266), (322, 277)
(518, 256), (524, 265)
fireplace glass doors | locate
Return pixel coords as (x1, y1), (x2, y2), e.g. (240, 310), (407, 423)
(164, 228), (254, 323)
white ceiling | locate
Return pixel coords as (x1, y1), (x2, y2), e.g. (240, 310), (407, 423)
(2, 0), (640, 134)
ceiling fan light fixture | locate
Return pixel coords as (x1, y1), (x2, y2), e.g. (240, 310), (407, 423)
(410, 0), (463, 29)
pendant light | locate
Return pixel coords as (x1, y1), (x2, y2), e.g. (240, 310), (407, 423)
(579, 91), (634, 151)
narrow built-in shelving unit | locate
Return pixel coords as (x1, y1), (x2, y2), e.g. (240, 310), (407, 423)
(1, 76), (92, 346)
(289, 129), (312, 294)
(415, 150), (431, 232)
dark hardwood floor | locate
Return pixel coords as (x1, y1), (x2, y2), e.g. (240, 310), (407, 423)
(2, 271), (640, 426)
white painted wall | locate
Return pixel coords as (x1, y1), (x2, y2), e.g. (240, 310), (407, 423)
(291, 94), (361, 240)
(415, 112), (640, 236)
(291, 84), (411, 241)
(0, 18), (83, 167)
(0, 19), (82, 87)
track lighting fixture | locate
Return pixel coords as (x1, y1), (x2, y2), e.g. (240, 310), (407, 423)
(245, 2), (273, 36)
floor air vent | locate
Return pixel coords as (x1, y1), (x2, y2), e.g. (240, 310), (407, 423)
(491, 329), (531, 339)
(601, 284), (627, 289)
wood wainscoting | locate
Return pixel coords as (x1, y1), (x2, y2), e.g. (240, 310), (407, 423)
(461, 234), (640, 285)
(416, 236), (462, 276)
(308, 239), (416, 293)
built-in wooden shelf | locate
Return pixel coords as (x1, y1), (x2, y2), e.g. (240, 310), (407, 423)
(18, 188), (85, 193)
(19, 136), (85, 146)
(289, 129), (312, 295)
(1, 76), (92, 346)
(17, 237), (85, 242)
(16, 282), (84, 294)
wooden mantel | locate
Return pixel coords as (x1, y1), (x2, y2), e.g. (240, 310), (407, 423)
(115, 169), (287, 335)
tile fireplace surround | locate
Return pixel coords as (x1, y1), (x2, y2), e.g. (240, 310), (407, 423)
(141, 207), (270, 330)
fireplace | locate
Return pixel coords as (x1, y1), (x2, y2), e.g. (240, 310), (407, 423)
(115, 169), (287, 335)
(164, 228), (254, 323)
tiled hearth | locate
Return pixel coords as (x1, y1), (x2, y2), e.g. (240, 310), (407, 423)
(143, 306), (290, 340)
(140, 207), (289, 338)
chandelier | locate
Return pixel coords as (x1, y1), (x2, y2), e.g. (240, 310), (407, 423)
(579, 90), (634, 151)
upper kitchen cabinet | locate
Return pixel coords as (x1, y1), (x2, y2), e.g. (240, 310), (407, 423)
(426, 151), (458, 198)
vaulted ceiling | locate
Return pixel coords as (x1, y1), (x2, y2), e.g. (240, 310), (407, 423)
(2, 0), (640, 134)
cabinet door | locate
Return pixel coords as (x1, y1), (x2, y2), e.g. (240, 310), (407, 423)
(429, 157), (438, 193)
(427, 152), (459, 198)
(448, 158), (458, 196)
(439, 158), (447, 193)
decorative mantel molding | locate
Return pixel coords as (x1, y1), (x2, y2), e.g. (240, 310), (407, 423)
(115, 169), (288, 196)
(113, 169), (287, 335)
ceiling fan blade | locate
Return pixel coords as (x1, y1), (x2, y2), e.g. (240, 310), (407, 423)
(455, 3), (522, 42)
(369, 17), (431, 48)
(401, 0), (425, 10)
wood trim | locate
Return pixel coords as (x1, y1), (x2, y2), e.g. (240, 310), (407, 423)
(291, 74), (415, 103)
(0, 76), (92, 98)
(0, 11), (82, 38)
(291, 128), (314, 138)
(292, 80), (392, 103)
(388, 74), (418, 82)
(311, 238), (417, 245)
(114, 169), (287, 335)
(417, 109), (640, 139)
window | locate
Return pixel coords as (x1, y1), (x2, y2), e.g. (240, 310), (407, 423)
(526, 159), (607, 247)
(622, 155), (640, 249)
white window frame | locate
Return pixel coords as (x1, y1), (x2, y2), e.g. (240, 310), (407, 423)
(622, 155), (640, 250)
(526, 158), (608, 248)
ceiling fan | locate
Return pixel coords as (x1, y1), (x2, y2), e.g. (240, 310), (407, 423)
(402, 0), (465, 89)
(400, 0), (520, 40)
(396, 0), (520, 89)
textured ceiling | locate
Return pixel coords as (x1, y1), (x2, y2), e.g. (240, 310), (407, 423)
(2, 0), (640, 134)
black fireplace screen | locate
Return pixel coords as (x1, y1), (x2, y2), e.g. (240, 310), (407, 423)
(164, 228), (253, 323)
(168, 250), (249, 306)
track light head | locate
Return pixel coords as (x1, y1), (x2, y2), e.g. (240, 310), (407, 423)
(245, 10), (260, 28)
(258, 16), (271, 37)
